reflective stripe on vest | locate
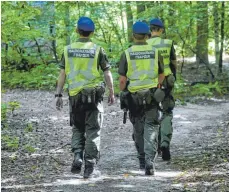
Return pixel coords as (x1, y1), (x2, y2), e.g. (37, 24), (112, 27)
(64, 42), (102, 96)
(125, 45), (159, 93)
(147, 37), (172, 76)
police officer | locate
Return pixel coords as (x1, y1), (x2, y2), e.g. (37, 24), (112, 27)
(56, 17), (115, 178)
(119, 21), (165, 175)
(147, 18), (177, 161)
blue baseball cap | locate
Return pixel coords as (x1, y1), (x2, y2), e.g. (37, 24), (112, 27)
(77, 17), (95, 31)
(133, 21), (149, 34)
(150, 18), (164, 28)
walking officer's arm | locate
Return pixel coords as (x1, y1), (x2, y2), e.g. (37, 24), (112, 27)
(56, 54), (66, 94)
(104, 70), (115, 104)
(118, 52), (128, 91)
(55, 54), (66, 110)
(158, 54), (165, 86)
(98, 48), (115, 104)
(55, 68), (66, 110)
(170, 43), (177, 70)
(56, 69), (66, 94)
(119, 76), (127, 91)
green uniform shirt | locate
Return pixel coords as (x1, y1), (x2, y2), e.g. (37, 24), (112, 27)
(59, 38), (110, 72)
(118, 42), (164, 76)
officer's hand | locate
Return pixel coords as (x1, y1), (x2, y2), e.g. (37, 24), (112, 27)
(56, 97), (63, 110)
(108, 94), (115, 105)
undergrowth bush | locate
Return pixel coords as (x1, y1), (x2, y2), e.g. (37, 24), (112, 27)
(174, 78), (227, 100)
(1, 101), (20, 122)
(1, 63), (59, 90)
(110, 69), (227, 98)
(1, 134), (19, 151)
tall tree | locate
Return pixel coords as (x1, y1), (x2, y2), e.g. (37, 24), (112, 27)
(196, 1), (209, 65)
(219, 2), (225, 74)
(119, 1), (127, 43)
(126, 1), (133, 43)
(48, 2), (58, 63)
(213, 2), (220, 67)
(64, 3), (70, 45)
(136, 1), (145, 19)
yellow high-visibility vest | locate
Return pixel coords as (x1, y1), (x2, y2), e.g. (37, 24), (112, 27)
(147, 37), (173, 76)
(125, 45), (159, 93)
(64, 42), (102, 96)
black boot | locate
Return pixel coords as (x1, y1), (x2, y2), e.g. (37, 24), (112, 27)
(83, 161), (94, 179)
(145, 156), (156, 176)
(139, 158), (145, 170)
(71, 152), (83, 174)
(145, 162), (155, 176)
(161, 146), (171, 161)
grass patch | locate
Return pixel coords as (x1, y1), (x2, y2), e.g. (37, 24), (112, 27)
(1, 135), (19, 151)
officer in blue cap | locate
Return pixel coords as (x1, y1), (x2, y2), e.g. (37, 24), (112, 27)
(147, 18), (177, 161)
(119, 21), (165, 175)
(56, 16), (115, 178)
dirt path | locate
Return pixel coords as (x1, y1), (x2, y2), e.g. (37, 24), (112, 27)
(1, 90), (229, 192)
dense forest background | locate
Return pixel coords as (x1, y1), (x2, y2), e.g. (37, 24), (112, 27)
(1, 2), (229, 191)
(1, 1), (229, 95)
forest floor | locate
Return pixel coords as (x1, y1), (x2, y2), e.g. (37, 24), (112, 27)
(1, 89), (229, 192)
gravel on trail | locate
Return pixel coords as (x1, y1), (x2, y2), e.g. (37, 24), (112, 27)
(1, 90), (229, 192)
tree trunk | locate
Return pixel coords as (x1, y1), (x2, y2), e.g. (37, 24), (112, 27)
(34, 38), (46, 64)
(196, 1), (209, 65)
(219, 2), (225, 74)
(119, 1), (127, 43)
(64, 4), (70, 45)
(49, 2), (58, 63)
(126, 1), (133, 43)
(213, 2), (220, 66)
(136, 1), (145, 19)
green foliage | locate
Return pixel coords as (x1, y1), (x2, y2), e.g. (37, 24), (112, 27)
(1, 135), (19, 151)
(1, 103), (8, 121)
(107, 70), (227, 98)
(8, 101), (20, 114)
(174, 78), (227, 100)
(1, 101), (20, 122)
(1, 63), (59, 89)
(23, 145), (36, 153)
(25, 123), (33, 133)
(1, 1), (229, 95)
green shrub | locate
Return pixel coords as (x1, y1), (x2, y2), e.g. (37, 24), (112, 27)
(25, 123), (33, 132)
(1, 135), (19, 151)
(1, 63), (59, 90)
(1, 101), (20, 122)
(174, 78), (227, 99)
(1, 103), (8, 121)
(24, 145), (36, 153)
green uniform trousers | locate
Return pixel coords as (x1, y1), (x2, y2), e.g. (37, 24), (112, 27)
(130, 103), (160, 162)
(70, 96), (103, 164)
(159, 77), (175, 148)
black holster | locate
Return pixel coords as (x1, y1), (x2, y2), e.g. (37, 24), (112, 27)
(81, 85), (105, 104)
